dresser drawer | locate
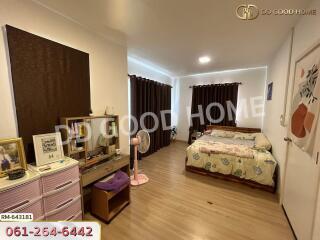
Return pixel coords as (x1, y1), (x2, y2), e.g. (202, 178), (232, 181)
(16, 197), (44, 220)
(43, 181), (80, 213)
(113, 157), (129, 170)
(45, 197), (81, 221)
(81, 161), (114, 187)
(0, 179), (41, 212)
(73, 211), (82, 221)
(42, 166), (79, 194)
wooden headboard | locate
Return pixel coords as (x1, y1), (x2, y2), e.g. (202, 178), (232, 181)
(206, 125), (261, 133)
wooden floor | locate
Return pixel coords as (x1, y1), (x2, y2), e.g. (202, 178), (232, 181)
(85, 141), (294, 240)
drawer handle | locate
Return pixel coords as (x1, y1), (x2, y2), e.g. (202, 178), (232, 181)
(4, 200), (30, 212)
(56, 198), (74, 209)
(55, 181), (73, 190)
(66, 215), (74, 221)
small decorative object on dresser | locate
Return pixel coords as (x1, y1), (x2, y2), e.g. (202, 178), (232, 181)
(7, 168), (26, 180)
(33, 133), (64, 166)
(0, 138), (27, 178)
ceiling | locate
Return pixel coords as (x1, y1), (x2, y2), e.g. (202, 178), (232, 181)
(35, 0), (312, 77)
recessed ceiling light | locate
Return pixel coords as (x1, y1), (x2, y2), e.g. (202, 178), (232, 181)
(199, 56), (211, 64)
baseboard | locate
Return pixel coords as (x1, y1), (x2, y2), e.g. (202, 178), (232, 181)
(172, 139), (188, 143)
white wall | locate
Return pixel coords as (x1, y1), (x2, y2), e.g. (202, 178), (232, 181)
(263, 0), (320, 238)
(263, 34), (292, 196)
(176, 68), (267, 141)
(0, 0), (130, 154)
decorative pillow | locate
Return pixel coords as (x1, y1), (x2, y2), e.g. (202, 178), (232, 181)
(233, 132), (256, 140)
(254, 133), (272, 151)
(210, 130), (235, 138)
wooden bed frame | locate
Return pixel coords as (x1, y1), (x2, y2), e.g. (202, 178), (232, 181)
(185, 125), (277, 193)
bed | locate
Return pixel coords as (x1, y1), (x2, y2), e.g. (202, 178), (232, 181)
(185, 126), (277, 193)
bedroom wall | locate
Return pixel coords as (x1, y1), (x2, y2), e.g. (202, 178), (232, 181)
(263, 0), (320, 238)
(0, 0), (130, 154)
(176, 67), (267, 141)
(264, 0), (320, 191)
(263, 34), (292, 197)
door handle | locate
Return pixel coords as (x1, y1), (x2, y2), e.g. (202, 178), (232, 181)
(316, 152), (319, 165)
(284, 137), (292, 142)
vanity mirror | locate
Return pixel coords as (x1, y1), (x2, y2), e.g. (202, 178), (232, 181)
(60, 115), (120, 169)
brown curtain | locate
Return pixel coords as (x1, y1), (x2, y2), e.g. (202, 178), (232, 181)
(188, 83), (239, 143)
(130, 75), (171, 162)
(6, 25), (91, 162)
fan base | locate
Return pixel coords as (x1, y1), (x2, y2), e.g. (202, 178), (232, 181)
(130, 174), (149, 186)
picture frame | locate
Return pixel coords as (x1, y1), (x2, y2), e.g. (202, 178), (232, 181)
(267, 82), (273, 101)
(289, 40), (320, 155)
(0, 138), (27, 178)
(33, 132), (64, 166)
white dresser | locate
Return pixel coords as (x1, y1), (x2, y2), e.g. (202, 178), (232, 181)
(0, 171), (44, 220)
(29, 157), (82, 221)
(0, 157), (82, 221)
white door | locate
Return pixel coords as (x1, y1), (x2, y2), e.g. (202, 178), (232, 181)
(283, 42), (320, 240)
(283, 140), (320, 240)
(313, 192), (320, 240)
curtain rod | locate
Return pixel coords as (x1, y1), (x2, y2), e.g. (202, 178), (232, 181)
(189, 82), (242, 88)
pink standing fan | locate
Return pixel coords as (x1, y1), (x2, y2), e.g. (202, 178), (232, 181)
(130, 130), (150, 186)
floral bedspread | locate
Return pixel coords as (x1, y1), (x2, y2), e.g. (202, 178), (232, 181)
(186, 139), (277, 186)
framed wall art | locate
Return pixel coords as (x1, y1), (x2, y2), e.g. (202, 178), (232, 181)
(33, 132), (64, 166)
(290, 40), (320, 155)
(267, 82), (273, 101)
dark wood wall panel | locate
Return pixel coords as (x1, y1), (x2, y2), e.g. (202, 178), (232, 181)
(6, 25), (91, 162)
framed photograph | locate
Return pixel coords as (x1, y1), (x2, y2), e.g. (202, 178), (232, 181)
(267, 82), (273, 100)
(0, 138), (27, 178)
(33, 132), (64, 166)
